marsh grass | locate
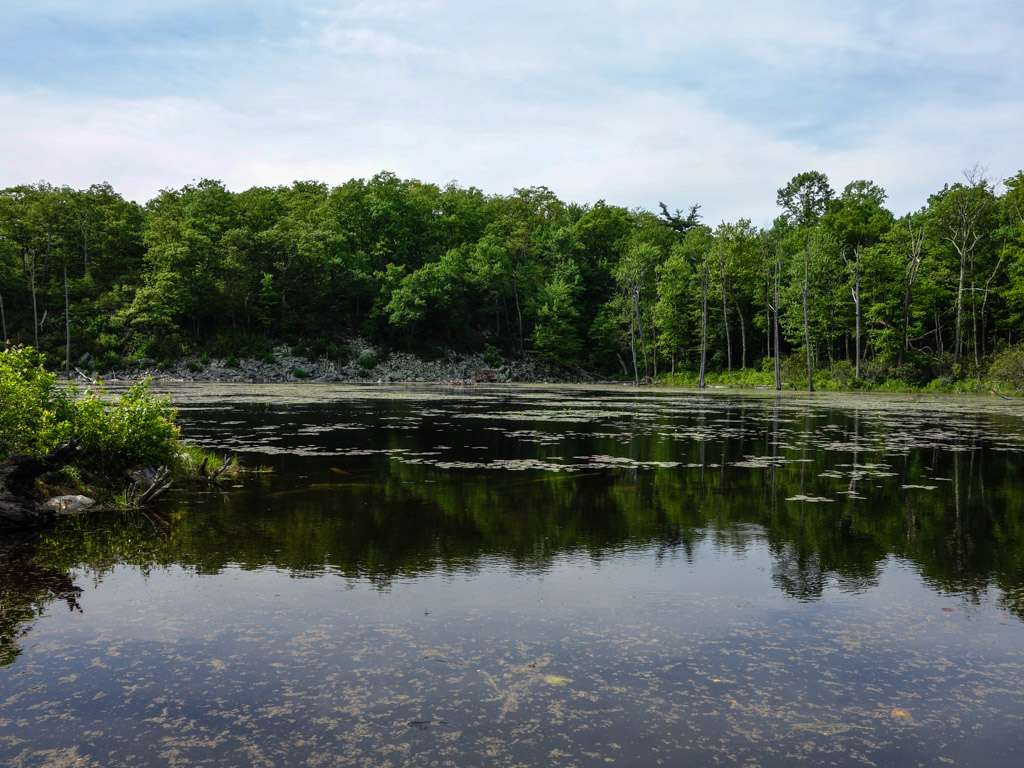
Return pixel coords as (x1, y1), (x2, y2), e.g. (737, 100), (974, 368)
(658, 367), (1014, 395)
(175, 443), (240, 481)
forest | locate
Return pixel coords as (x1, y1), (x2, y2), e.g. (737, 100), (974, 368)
(1, 168), (1023, 390)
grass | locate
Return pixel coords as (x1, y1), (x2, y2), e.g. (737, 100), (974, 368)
(174, 442), (240, 480)
(656, 368), (1016, 395)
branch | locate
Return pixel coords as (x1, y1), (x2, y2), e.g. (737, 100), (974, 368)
(657, 202), (702, 234)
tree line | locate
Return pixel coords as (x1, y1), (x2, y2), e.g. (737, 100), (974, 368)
(1, 168), (1023, 388)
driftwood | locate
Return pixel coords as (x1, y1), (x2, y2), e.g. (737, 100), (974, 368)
(121, 466), (173, 509)
(197, 454), (235, 483)
(0, 441), (80, 531)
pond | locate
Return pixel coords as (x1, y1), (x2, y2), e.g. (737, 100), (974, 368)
(3, 384), (1024, 766)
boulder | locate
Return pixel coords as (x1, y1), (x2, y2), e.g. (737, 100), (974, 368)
(43, 495), (96, 515)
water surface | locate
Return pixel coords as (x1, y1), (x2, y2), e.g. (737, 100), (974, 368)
(3, 385), (1024, 766)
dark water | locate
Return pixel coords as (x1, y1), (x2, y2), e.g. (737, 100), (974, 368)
(3, 385), (1024, 767)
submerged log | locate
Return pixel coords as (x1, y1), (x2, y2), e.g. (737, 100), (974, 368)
(0, 441), (81, 531)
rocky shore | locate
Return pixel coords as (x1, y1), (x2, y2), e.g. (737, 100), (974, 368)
(90, 347), (598, 386)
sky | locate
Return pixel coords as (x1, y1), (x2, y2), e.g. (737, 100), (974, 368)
(0, 0), (1021, 223)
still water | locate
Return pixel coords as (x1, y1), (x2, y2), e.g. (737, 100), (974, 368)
(2, 385), (1024, 766)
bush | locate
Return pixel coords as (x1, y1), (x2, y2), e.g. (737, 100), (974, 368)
(482, 343), (504, 369)
(780, 354), (811, 387)
(356, 349), (377, 370)
(72, 382), (180, 474)
(0, 346), (74, 457)
(828, 360), (855, 388)
(989, 343), (1024, 391)
(0, 345), (180, 477)
(291, 367), (310, 379)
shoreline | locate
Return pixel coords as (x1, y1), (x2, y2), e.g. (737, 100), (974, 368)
(74, 349), (598, 387)
(63, 349), (1019, 398)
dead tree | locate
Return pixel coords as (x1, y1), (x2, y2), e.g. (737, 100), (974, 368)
(899, 224), (925, 365)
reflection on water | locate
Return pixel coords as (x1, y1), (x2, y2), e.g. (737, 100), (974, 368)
(2, 385), (1024, 766)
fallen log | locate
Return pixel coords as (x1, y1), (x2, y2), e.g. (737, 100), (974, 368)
(0, 441), (81, 531)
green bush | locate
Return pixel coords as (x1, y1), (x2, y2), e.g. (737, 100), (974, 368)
(0, 346), (74, 457)
(482, 343), (504, 369)
(0, 346), (180, 476)
(71, 382), (180, 474)
(356, 349), (377, 370)
(291, 367), (310, 379)
(989, 343), (1024, 391)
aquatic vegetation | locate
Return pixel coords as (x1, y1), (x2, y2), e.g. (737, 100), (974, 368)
(5, 384), (1024, 766)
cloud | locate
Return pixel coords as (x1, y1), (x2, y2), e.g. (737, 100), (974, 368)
(0, 1), (1021, 223)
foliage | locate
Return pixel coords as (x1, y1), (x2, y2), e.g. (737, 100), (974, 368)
(51, 382), (179, 474)
(0, 345), (74, 456)
(2, 168), (1024, 391)
(989, 342), (1024, 391)
(0, 345), (180, 475)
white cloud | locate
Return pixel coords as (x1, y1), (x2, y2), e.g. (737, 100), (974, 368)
(1, 1), (1021, 223)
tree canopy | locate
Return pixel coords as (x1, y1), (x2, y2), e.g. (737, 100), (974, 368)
(2, 168), (1023, 388)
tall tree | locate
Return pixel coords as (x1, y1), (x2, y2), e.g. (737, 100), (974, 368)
(823, 180), (893, 378)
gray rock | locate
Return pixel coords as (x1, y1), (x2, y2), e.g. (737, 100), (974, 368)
(43, 495), (96, 515)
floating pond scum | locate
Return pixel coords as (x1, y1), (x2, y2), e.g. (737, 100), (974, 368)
(2, 384), (1024, 766)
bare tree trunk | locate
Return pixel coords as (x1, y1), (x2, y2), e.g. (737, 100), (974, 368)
(773, 256), (782, 391)
(628, 293), (639, 386)
(954, 252), (966, 363)
(633, 286), (649, 379)
(971, 269), (979, 368)
(802, 247), (813, 392)
(899, 227), (924, 366)
(842, 246), (862, 379)
(978, 252), (1004, 362)
(513, 280), (524, 354)
(0, 291), (7, 344)
(737, 303), (747, 369)
(853, 254), (861, 379)
(946, 170), (989, 365)
(29, 253), (39, 348)
(699, 267), (708, 389)
(719, 252), (732, 371)
(63, 266), (70, 375)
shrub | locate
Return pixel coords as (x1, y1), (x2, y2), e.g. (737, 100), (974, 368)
(356, 349), (377, 370)
(0, 346), (74, 457)
(0, 346), (180, 477)
(97, 350), (124, 372)
(68, 381), (180, 474)
(780, 354), (811, 387)
(828, 360), (855, 388)
(989, 343), (1024, 391)
(291, 367), (310, 379)
(482, 343), (504, 369)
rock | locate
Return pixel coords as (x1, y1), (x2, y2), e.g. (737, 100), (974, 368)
(42, 495), (95, 515)
(95, 341), (601, 386)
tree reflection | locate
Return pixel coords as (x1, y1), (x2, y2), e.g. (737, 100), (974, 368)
(3, 399), (1024, 665)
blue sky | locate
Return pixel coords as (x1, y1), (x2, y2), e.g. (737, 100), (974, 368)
(1, 0), (1021, 222)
